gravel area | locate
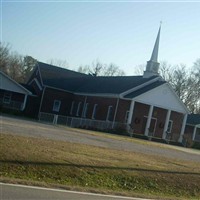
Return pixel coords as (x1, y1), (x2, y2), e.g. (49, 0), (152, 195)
(1, 115), (200, 162)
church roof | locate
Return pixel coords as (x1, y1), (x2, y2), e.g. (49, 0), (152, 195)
(124, 80), (166, 98)
(37, 62), (161, 97)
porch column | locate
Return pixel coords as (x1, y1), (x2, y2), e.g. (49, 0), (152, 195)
(144, 105), (154, 137)
(127, 100), (135, 131)
(192, 126), (197, 141)
(162, 109), (171, 139)
(127, 100), (135, 125)
(112, 98), (119, 129)
(21, 94), (28, 111)
(178, 114), (188, 143)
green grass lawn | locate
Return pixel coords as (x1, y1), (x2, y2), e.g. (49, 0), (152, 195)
(0, 134), (200, 200)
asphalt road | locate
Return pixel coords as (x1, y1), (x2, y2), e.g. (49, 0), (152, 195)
(0, 183), (152, 200)
(1, 115), (200, 162)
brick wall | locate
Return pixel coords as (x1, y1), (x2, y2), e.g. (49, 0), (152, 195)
(152, 107), (167, 138)
(40, 87), (74, 116)
(131, 102), (150, 135)
(170, 111), (183, 141)
(116, 99), (131, 123)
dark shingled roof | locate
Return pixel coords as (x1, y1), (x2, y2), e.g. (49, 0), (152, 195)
(187, 114), (200, 125)
(39, 62), (88, 79)
(124, 80), (166, 98)
(38, 62), (161, 96)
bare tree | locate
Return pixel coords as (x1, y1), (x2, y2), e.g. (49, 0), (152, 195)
(190, 59), (200, 113)
(22, 56), (37, 82)
(0, 42), (37, 83)
(47, 59), (68, 68)
(103, 63), (125, 76)
(77, 60), (125, 76)
(8, 52), (24, 82)
(133, 64), (145, 75)
(77, 65), (90, 74)
(0, 42), (11, 74)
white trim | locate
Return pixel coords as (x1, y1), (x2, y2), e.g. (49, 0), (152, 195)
(144, 115), (157, 137)
(132, 99), (186, 115)
(53, 100), (61, 112)
(38, 63), (44, 86)
(167, 120), (173, 133)
(125, 110), (130, 123)
(126, 83), (188, 114)
(165, 83), (189, 114)
(0, 71), (32, 95)
(70, 101), (75, 115)
(75, 92), (119, 98)
(112, 98), (119, 128)
(41, 85), (119, 99)
(38, 86), (46, 118)
(192, 126), (197, 141)
(123, 83), (189, 114)
(92, 104), (98, 119)
(120, 76), (161, 97)
(81, 96), (87, 117)
(83, 103), (89, 118)
(76, 102), (82, 116)
(178, 114), (188, 143)
(127, 100), (135, 125)
(144, 105), (154, 136)
(106, 106), (113, 121)
(44, 85), (74, 95)
(34, 78), (42, 90)
(21, 94), (27, 111)
(162, 110), (171, 139)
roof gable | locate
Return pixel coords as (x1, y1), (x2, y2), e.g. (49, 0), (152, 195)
(124, 80), (166, 98)
(129, 83), (189, 114)
(0, 71), (32, 95)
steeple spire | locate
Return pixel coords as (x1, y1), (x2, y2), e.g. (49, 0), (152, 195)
(150, 24), (161, 62)
(143, 24), (162, 78)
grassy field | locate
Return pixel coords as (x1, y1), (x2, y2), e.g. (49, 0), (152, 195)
(0, 133), (200, 200)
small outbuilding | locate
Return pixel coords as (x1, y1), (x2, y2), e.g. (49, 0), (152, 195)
(0, 71), (32, 111)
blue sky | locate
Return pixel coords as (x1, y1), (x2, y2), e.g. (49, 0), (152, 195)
(1, 1), (200, 74)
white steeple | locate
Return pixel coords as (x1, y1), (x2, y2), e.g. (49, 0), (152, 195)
(143, 24), (161, 78)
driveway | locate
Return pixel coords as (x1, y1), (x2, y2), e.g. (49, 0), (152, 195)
(0, 183), (152, 200)
(1, 115), (200, 162)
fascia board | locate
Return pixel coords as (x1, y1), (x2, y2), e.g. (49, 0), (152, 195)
(74, 92), (120, 98)
(123, 83), (189, 114)
(165, 82), (190, 114)
(119, 76), (161, 98)
(37, 63), (44, 87)
(45, 85), (119, 98)
(44, 85), (73, 94)
(186, 123), (200, 127)
(0, 71), (32, 95)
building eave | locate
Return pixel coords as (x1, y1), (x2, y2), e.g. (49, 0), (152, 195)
(0, 71), (32, 95)
(120, 76), (161, 98)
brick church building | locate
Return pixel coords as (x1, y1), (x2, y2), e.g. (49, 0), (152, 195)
(26, 26), (189, 143)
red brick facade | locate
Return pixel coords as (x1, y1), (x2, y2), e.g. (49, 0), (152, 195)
(27, 67), (189, 143)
